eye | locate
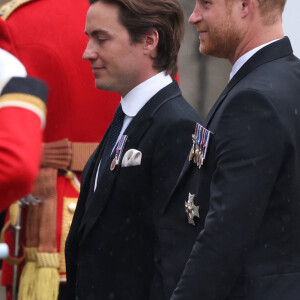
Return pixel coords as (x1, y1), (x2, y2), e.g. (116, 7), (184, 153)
(202, 0), (211, 6)
(97, 38), (108, 44)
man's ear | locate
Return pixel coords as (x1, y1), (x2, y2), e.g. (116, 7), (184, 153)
(143, 30), (159, 55)
(240, 0), (255, 18)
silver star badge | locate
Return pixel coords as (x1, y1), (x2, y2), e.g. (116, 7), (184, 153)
(185, 193), (199, 226)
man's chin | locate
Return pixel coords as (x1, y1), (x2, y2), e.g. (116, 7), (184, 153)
(95, 81), (114, 92)
(199, 41), (210, 55)
(94, 79), (104, 89)
(199, 44), (211, 56)
(200, 43), (223, 58)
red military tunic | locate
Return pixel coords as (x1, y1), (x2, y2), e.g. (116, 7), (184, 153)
(0, 76), (47, 212)
(0, 0), (120, 294)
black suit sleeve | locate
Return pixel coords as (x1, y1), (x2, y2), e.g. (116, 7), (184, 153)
(172, 89), (285, 299)
(149, 116), (200, 300)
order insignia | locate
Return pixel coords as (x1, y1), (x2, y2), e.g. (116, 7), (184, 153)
(185, 193), (199, 226)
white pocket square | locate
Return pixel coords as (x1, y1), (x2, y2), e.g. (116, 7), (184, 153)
(121, 149), (142, 167)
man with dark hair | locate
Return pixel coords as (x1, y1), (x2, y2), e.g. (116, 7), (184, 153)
(171, 0), (300, 299)
(64, 0), (201, 299)
(0, 0), (120, 298)
(87, 0), (184, 78)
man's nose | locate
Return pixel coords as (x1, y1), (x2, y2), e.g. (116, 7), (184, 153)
(189, 3), (202, 25)
(82, 41), (98, 61)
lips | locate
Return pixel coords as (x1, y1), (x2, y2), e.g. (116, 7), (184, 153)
(92, 66), (105, 71)
(92, 66), (105, 76)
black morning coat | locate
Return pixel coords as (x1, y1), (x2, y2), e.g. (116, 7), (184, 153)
(63, 80), (202, 300)
(171, 37), (300, 300)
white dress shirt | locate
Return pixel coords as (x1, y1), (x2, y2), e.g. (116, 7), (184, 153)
(94, 71), (172, 190)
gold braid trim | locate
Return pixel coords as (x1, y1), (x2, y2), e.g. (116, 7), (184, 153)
(0, 93), (46, 128)
(0, 0), (33, 20)
(0, 93), (46, 114)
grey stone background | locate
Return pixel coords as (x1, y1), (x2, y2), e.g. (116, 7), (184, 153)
(177, 0), (230, 119)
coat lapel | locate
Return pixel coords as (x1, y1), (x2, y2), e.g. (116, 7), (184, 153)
(205, 37), (292, 128)
(80, 126), (111, 195)
(80, 80), (182, 240)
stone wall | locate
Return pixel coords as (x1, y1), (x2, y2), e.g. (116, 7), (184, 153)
(178, 0), (230, 119)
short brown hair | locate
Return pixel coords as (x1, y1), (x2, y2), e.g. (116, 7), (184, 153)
(226, 0), (286, 24)
(88, 0), (184, 77)
(257, 0), (286, 25)
(257, 0), (286, 13)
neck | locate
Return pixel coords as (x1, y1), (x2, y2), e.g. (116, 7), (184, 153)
(119, 69), (160, 98)
(120, 69), (161, 98)
(230, 18), (284, 65)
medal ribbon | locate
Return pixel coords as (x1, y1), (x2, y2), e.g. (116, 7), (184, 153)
(202, 129), (210, 160)
(195, 123), (201, 143)
(193, 123), (212, 167)
(114, 135), (128, 165)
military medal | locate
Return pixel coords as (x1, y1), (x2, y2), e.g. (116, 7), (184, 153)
(189, 140), (195, 162)
(189, 123), (212, 169)
(110, 135), (128, 171)
(194, 145), (200, 164)
(185, 193), (199, 226)
(189, 124), (200, 162)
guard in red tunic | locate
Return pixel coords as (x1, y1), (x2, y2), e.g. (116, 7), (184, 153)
(0, 48), (47, 211)
(0, 0), (120, 299)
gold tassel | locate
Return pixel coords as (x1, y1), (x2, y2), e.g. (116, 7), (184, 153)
(18, 247), (38, 300)
(35, 252), (60, 300)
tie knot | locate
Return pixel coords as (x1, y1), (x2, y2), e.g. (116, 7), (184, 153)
(114, 105), (125, 122)
(110, 105), (125, 138)
(104, 104), (124, 154)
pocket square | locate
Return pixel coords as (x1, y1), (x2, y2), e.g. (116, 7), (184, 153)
(121, 149), (142, 167)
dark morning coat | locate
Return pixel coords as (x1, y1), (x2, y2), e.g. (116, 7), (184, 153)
(63, 80), (202, 300)
(170, 37), (300, 300)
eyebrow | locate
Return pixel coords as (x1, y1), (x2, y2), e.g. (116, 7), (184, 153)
(84, 29), (111, 37)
